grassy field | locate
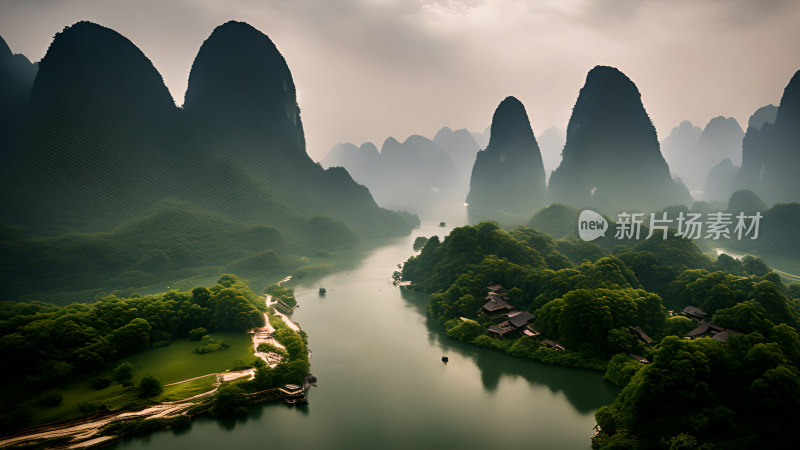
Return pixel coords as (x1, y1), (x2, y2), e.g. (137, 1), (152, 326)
(159, 375), (217, 402)
(27, 332), (253, 426)
(121, 332), (254, 384)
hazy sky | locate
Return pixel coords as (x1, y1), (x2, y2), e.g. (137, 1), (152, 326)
(1, 0), (799, 160)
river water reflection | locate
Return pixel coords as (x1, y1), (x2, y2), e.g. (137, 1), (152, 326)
(110, 210), (618, 450)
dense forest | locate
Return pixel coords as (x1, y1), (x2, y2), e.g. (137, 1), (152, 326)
(0, 274), (298, 432)
(401, 221), (800, 448)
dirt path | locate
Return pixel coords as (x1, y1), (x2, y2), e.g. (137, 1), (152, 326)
(266, 293), (301, 333)
(0, 275), (301, 448)
(163, 373), (216, 387)
(0, 401), (194, 448)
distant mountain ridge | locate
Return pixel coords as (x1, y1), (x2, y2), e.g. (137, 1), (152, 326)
(321, 127), (481, 214)
(661, 120), (703, 190)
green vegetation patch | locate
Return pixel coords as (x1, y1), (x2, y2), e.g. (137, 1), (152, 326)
(159, 375), (217, 402)
(0, 275), (262, 433)
(402, 220), (800, 448)
(122, 332), (252, 384)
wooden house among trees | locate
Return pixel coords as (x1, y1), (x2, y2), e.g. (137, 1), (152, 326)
(541, 339), (565, 351)
(488, 322), (519, 338)
(686, 321), (743, 344)
(488, 311), (535, 338)
(487, 284), (508, 294)
(479, 296), (514, 316)
(682, 306), (707, 320)
(522, 325), (540, 338)
(505, 311), (535, 328)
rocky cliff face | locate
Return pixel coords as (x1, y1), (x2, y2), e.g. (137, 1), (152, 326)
(466, 96), (547, 222)
(549, 66), (690, 212)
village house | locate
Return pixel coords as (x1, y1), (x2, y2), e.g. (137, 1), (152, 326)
(480, 285), (549, 346)
(479, 295), (515, 316)
(541, 339), (565, 351)
(488, 322), (519, 338)
(682, 306), (708, 321)
(686, 321), (743, 344)
(487, 284), (508, 294)
(488, 311), (536, 338)
(522, 325), (540, 338)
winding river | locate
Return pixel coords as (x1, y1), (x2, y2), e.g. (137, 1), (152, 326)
(110, 208), (618, 449)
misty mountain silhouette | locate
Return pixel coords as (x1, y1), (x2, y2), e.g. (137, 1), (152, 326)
(704, 105), (777, 202)
(0, 21), (417, 288)
(321, 142), (381, 187)
(471, 126), (490, 150)
(703, 158), (738, 202)
(537, 126), (566, 182)
(733, 71), (800, 204)
(466, 96), (547, 222)
(661, 120), (703, 192)
(0, 35), (37, 162)
(748, 104), (778, 131)
(322, 130), (479, 214)
(548, 66), (691, 212)
(667, 116), (744, 196)
(694, 116), (744, 190)
(433, 126), (480, 191)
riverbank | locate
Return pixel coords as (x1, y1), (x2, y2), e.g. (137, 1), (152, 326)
(91, 215), (617, 450)
(713, 247), (800, 282)
(401, 285), (609, 372)
(1, 277), (310, 449)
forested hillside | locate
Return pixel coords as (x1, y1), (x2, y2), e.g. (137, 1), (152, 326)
(402, 222), (800, 448)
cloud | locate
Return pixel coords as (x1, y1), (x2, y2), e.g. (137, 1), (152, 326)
(1, 0), (799, 160)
